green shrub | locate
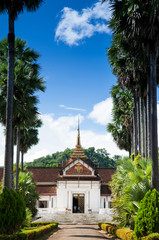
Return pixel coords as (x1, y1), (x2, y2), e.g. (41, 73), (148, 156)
(31, 222), (58, 227)
(134, 189), (159, 238)
(116, 229), (135, 240)
(18, 172), (39, 217)
(99, 223), (117, 235)
(99, 222), (159, 240)
(0, 222), (58, 240)
(144, 233), (159, 239)
(0, 187), (26, 234)
(23, 208), (32, 227)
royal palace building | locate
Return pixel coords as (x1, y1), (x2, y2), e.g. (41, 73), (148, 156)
(0, 126), (115, 215)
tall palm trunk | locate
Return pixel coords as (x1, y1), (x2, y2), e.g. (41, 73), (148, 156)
(15, 127), (20, 190)
(3, 14), (15, 189)
(11, 126), (15, 189)
(149, 52), (159, 191)
(133, 94), (138, 156)
(139, 97), (144, 157)
(144, 97), (147, 158)
(147, 79), (151, 158)
(21, 150), (24, 172)
(137, 96), (141, 154)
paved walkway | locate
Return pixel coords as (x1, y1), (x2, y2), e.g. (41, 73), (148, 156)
(42, 225), (119, 240)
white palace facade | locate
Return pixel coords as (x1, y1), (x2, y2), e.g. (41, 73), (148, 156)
(29, 127), (115, 215)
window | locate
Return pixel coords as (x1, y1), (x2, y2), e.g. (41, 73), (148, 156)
(39, 200), (48, 208)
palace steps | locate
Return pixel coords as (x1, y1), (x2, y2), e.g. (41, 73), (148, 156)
(34, 213), (113, 225)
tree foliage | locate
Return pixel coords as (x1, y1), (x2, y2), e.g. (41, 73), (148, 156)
(0, 0), (44, 190)
(110, 156), (151, 229)
(25, 147), (118, 168)
(104, 0), (159, 190)
(18, 172), (39, 217)
(107, 84), (133, 154)
(0, 187), (26, 234)
(134, 189), (159, 238)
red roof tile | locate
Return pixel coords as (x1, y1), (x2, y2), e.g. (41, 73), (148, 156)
(97, 168), (116, 183)
(1, 167), (115, 185)
(36, 185), (57, 196)
(27, 167), (61, 182)
(101, 185), (112, 195)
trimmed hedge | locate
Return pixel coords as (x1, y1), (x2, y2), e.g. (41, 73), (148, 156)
(30, 222), (58, 227)
(135, 189), (159, 238)
(0, 222), (58, 240)
(0, 188), (26, 234)
(116, 229), (135, 240)
(98, 223), (159, 240)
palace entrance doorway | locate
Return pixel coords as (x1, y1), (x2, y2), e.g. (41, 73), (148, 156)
(73, 194), (85, 213)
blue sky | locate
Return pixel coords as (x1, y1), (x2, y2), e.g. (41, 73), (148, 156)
(0, 0), (130, 165)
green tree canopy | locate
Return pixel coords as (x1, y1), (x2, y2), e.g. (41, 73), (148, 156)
(18, 171), (39, 217)
(110, 156), (151, 228)
(25, 147), (117, 169)
(107, 84), (133, 155)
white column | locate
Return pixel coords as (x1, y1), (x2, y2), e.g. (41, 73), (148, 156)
(106, 198), (109, 208)
(69, 191), (72, 211)
(85, 192), (88, 213)
(67, 191), (69, 208)
(88, 191), (90, 209)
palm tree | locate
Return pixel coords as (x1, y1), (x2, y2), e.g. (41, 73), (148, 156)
(0, 38), (45, 189)
(20, 122), (41, 172)
(107, 84), (133, 156)
(0, 0), (44, 189)
(104, 0), (159, 190)
(110, 156), (151, 228)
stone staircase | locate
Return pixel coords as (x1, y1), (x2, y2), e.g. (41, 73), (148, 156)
(34, 213), (113, 225)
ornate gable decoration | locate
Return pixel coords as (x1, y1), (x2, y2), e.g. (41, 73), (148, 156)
(63, 159), (94, 176)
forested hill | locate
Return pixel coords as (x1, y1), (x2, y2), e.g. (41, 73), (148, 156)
(25, 147), (120, 168)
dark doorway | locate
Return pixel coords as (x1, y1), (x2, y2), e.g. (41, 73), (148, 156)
(73, 194), (84, 213)
(73, 196), (78, 213)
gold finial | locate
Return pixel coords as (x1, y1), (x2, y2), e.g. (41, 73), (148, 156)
(70, 115), (87, 160)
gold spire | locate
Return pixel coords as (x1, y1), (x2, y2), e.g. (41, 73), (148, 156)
(70, 117), (87, 160)
(77, 116), (80, 146)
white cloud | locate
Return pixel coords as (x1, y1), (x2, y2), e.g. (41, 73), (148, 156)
(59, 104), (86, 112)
(23, 114), (85, 163)
(4, 98), (159, 166)
(82, 130), (128, 157)
(24, 112), (127, 163)
(88, 97), (113, 125)
(55, 0), (111, 46)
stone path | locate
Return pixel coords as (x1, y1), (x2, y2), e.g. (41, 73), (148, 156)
(42, 225), (119, 240)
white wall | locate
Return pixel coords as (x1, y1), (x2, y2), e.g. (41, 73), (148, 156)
(99, 196), (113, 215)
(37, 195), (57, 214)
(57, 180), (100, 213)
(37, 183), (113, 215)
